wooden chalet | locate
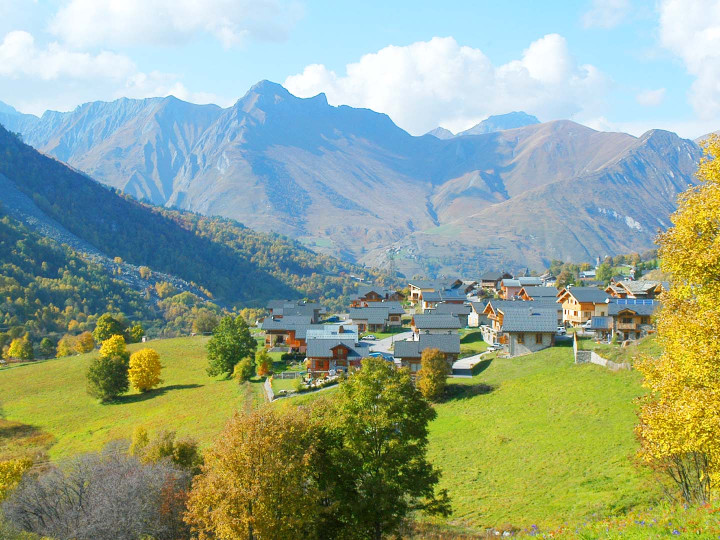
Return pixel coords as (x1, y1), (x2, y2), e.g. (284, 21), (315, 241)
(479, 271), (512, 291)
(605, 280), (667, 300)
(500, 277), (543, 299)
(556, 287), (611, 327)
(348, 302), (404, 333)
(411, 314), (462, 338)
(481, 301), (556, 356)
(349, 286), (404, 308)
(393, 334), (460, 375)
(590, 299), (660, 341)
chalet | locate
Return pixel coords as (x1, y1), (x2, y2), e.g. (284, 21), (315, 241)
(481, 301), (556, 356)
(460, 280), (479, 295)
(350, 286), (403, 307)
(348, 303), (404, 333)
(591, 299), (660, 341)
(479, 271), (512, 291)
(579, 269), (596, 279)
(393, 334), (460, 374)
(266, 300), (324, 323)
(411, 314), (462, 337)
(500, 277), (543, 299)
(306, 337), (371, 376)
(468, 301), (490, 328)
(420, 288), (466, 310)
(429, 302), (472, 327)
(407, 278), (463, 305)
(556, 288), (611, 327)
(261, 315), (318, 353)
(518, 286), (558, 302)
(605, 280), (667, 300)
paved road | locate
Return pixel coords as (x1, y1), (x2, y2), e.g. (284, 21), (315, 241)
(367, 332), (414, 355)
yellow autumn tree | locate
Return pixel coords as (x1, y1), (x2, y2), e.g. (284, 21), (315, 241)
(56, 334), (76, 357)
(128, 348), (163, 392)
(99, 334), (128, 360)
(416, 348), (451, 402)
(0, 458), (32, 502)
(636, 134), (720, 504)
(184, 407), (321, 539)
(74, 331), (95, 354)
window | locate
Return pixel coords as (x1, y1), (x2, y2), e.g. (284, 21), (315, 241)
(536, 333), (543, 344)
(622, 317), (633, 324)
(517, 333), (525, 344)
(411, 363), (421, 372)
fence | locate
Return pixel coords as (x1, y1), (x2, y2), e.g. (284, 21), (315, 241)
(573, 333), (631, 371)
(274, 371), (306, 379)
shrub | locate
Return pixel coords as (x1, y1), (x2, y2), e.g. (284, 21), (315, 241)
(128, 348), (163, 392)
(232, 356), (254, 383)
(255, 349), (273, 377)
(416, 348), (451, 402)
(130, 427), (202, 475)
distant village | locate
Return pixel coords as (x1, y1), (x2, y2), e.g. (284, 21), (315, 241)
(260, 264), (665, 379)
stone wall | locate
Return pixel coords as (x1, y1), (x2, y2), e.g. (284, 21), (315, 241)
(573, 333), (631, 370)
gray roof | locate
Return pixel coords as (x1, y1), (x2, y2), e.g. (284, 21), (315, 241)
(393, 334), (461, 358)
(432, 302), (472, 316)
(469, 301), (489, 313)
(499, 307), (557, 333)
(306, 338), (370, 359)
(617, 280), (664, 294)
(608, 300), (660, 316)
(412, 314), (462, 330)
(485, 299), (535, 314)
(261, 316), (313, 330)
(503, 277), (543, 288)
(305, 325), (359, 340)
(520, 286), (558, 299)
(422, 289), (466, 302)
(348, 306), (397, 325)
(480, 271), (504, 281)
(560, 288), (610, 303)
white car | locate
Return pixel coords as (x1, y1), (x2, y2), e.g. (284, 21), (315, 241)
(364, 335), (377, 341)
(556, 326), (567, 335)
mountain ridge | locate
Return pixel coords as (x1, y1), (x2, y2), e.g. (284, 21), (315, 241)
(0, 83), (706, 276)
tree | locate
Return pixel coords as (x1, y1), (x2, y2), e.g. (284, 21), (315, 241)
(416, 348), (451, 402)
(128, 323), (145, 343)
(138, 266), (152, 279)
(130, 427), (202, 475)
(192, 309), (218, 334)
(38, 338), (54, 358)
(185, 408), (321, 540)
(328, 357), (451, 539)
(155, 281), (177, 299)
(232, 357), (255, 383)
(255, 349), (273, 377)
(128, 348), (163, 392)
(56, 334), (76, 357)
(74, 331), (95, 353)
(92, 313), (126, 343)
(0, 458), (32, 502)
(5, 337), (33, 361)
(636, 134), (720, 504)
(2, 447), (190, 540)
(206, 316), (256, 377)
(595, 262), (613, 283)
(86, 336), (130, 402)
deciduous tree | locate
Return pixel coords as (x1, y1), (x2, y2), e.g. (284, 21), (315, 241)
(329, 357), (451, 539)
(74, 331), (95, 353)
(0, 458), (32, 502)
(38, 338), (54, 358)
(416, 348), (450, 402)
(128, 348), (163, 392)
(185, 408), (321, 539)
(5, 337), (32, 361)
(636, 134), (720, 504)
(92, 313), (126, 343)
(56, 334), (76, 357)
(206, 316), (256, 377)
(255, 349), (273, 377)
(86, 336), (130, 402)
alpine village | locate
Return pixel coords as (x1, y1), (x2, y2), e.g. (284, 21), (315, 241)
(2, 2), (720, 539)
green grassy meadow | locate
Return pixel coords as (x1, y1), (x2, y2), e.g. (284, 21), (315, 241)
(459, 329), (489, 357)
(0, 337), (264, 460)
(1, 335), (660, 533)
(427, 345), (658, 530)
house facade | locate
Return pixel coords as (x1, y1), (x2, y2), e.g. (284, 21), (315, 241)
(393, 334), (460, 374)
(349, 286), (403, 307)
(481, 301), (556, 356)
(500, 277), (543, 299)
(348, 303), (404, 333)
(411, 314), (462, 338)
(556, 288), (611, 327)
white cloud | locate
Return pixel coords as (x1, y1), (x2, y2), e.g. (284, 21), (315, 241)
(49, 0), (301, 48)
(0, 30), (135, 80)
(582, 0), (630, 29)
(659, 0), (720, 119)
(636, 88), (666, 106)
(0, 30), (230, 115)
(284, 35), (609, 135)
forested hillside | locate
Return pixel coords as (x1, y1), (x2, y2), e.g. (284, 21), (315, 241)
(0, 126), (384, 309)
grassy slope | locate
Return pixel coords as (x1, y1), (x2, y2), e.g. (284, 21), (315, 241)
(0, 337), (264, 460)
(427, 344), (659, 530)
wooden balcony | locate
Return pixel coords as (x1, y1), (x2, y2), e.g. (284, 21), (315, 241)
(617, 322), (637, 330)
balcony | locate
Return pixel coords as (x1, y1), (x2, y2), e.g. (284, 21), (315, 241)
(617, 322), (637, 330)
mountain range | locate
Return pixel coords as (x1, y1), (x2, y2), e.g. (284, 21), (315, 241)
(0, 82), (705, 277)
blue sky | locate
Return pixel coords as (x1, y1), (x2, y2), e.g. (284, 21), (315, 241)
(0, 0), (718, 137)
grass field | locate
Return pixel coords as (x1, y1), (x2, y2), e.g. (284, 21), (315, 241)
(577, 335), (660, 365)
(0, 337), (264, 460)
(427, 344), (659, 530)
(459, 329), (489, 357)
(1, 336), (660, 533)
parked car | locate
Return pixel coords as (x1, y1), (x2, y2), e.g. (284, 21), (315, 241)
(583, 319), (593, 329)
(556, 326), (567, 335)
(364, 335), (377, 341)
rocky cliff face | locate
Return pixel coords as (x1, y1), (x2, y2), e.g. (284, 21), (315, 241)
(0, 83), (705, 275)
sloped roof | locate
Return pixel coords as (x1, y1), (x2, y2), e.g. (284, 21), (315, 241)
(499, 307), (557, 333)
(590, 316), (613, 330)
(261, 316), (313, 330)
(520, 286), (558, 299)
(348, 307), (393, 325)
(306, 338), (371, 359)
(469, 301), (489, 314)
(432, 302), (472, 316)
(480, 271), (504, 281)
(412, 314), (462, 330)
(608, 300), (660, 316)
(559, 288), (610, 304)
(422, 288), (466, 302)
(393, 334), (461, 358)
